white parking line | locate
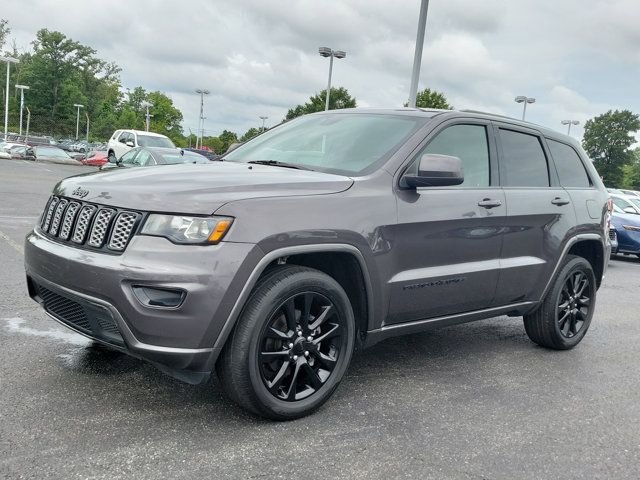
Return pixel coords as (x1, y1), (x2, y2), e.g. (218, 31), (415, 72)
(0, 229), (24, 254)
(22, 160), (52, 172)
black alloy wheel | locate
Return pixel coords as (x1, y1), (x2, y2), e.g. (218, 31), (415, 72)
(556, 270), (592, 338)
(259, 291), (343, 402)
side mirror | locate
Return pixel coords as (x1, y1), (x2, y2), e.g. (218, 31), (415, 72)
(126, 141), (135, 147)
(402, 154), (464, 188)
(623, 206), (638, 214)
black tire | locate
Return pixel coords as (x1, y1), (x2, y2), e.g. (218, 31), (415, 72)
(107, 151), (116, 163)
(217, 265), (356, 420)
(523, 255), (596, 350)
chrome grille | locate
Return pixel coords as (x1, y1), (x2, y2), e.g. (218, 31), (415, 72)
(42, 197), (58, 231)
(88, 208), (115, 247)
(72, 205), (97, 244)
(48, 198), (68, 236)
(39, 196), (140, 254)
(59, 202), (80, 240)
(108, 212), (139, 251)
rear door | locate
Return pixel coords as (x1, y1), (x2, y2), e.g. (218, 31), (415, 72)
(493, 124), (576, 306)
(388, 120), (507, 323)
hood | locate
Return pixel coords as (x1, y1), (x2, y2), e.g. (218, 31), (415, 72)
(54, 162), (354, 214)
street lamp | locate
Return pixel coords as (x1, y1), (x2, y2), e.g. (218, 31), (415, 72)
(319, 47), (346, 111)
(259, 116), (268, 132)
(408, 0), (430, 108)
(73, 104), (84, 140)
(15, 84), (30, 136)
(195, 89), (210, 149)
(141, 100), (153, 131)
(1, 55), (19, 141)
(515, 96), (535, 121)
(561, 119), (580, 136)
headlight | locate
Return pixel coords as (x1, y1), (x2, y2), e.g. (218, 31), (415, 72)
(141, 214), (233, 244)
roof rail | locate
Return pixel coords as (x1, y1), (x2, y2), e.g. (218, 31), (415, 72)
(459, 109), (522, 121)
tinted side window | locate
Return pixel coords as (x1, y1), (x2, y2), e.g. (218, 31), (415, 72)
(120, 149), (138, 164)
(547, 139), (591, 188)
(499, 129), (549, 187)
(413, 124), (490, 187)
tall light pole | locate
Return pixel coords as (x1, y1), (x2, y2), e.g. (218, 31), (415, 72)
(561, 119), (580, 136)
(73, 103), (84, 140)
(141, 100), (152, 131)
(85, 111), (90, 142)
(318, 47), (346, 111)
(259, 116), (268, 132)
(1, 55), (19, 141)
(195, 89), (210, 149)
(15, 84), (29, 136)
(515, 96), (535, 120)
(408, 0), (430, 108)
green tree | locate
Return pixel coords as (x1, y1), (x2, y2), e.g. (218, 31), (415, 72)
(621, 148), (640, 190)
(406, 88), (453, 109)
(0, 19), (10, 51)
(240, 127), (260, 142)
(219, 129), (239, 152)
(146, 91), (183, 143)
(285, 87), (356, 120)
(201, 136), (224, 153)
(582, 110), (640, 186)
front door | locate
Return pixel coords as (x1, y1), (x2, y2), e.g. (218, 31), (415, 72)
(387, 121), (506, 324)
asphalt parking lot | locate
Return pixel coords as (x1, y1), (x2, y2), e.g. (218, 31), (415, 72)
(1, 158), (639, 479)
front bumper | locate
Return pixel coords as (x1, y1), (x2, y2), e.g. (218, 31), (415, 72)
(25, 229), (261, 381)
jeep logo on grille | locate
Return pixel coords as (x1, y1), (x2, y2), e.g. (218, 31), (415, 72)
(71, 187), (89, 198)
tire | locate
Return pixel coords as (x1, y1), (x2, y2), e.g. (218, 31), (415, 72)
(217, 265), (356, 420)
(107, 151), (116, 163)
(523, 255), (596, 350)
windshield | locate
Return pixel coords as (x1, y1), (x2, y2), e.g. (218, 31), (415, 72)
(224, 113), (427, 175)
(137, 134), (175, 148)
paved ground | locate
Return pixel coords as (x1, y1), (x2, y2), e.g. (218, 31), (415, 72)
(1, 158), (639, 479)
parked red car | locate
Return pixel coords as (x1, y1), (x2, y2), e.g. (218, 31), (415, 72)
(81, 150), (108, 166)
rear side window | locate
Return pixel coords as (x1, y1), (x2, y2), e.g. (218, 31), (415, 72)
(499, 129), (549, 187)
(547, 139), (591, 188)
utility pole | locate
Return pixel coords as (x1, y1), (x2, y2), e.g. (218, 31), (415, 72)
(1, 56), (19, 140)
(318, 47), (346, 111)
(73, 104), (84, 140)
(15, 84), (29, 136)
(85, 111), (90, 142)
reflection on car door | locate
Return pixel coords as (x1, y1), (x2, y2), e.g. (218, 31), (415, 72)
(493, 124), (576, 306)
(388, 120), (507, 324)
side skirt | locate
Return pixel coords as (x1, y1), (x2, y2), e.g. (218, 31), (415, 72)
(363, 301), (536, 348)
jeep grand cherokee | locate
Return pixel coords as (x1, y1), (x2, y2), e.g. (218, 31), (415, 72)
(25, 109), (611, 419)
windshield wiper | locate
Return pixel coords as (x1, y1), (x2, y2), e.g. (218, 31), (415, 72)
(246, 160), (313, 171)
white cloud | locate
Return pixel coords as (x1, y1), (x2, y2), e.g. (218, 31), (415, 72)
(1, 0), (639, 139)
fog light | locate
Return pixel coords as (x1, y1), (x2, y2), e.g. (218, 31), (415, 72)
(132, 286), (186, 308)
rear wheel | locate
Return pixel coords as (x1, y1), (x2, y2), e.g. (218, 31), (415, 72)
(217, 265), (356, 420)
(107, 151), (116, 163)
(523, 255), (596, 350)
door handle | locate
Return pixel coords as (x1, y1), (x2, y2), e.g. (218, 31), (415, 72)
(477, 198), (502, 209)
(551, 197), (570, 206)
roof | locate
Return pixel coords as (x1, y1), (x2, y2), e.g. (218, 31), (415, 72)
(120, 129), (169, 138)
(315, 107), (578, 145)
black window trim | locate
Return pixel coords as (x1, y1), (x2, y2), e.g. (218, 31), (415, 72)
(492, 121), (556, 189)
(396, 118), (499, 190)
(543, 136), (595, 190)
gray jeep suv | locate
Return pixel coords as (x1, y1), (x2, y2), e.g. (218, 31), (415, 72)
(25, 108), (611, 419)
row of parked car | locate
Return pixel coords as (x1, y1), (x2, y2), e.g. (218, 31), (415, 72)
(607, 188), (640, 259)
(1, 129), (220, 168)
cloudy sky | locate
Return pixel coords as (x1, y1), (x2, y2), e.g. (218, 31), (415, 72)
(3, 0), (640, 140)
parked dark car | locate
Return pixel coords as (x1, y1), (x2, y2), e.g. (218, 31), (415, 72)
(25, 108), (611, 420)
(183, 147), (220, 161)
(31, 146), (82, 165)
(25, 136), (58, 147)
(100, 146), (208, 169)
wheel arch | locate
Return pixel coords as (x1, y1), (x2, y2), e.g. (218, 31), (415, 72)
(212, 244), (375, 354)
(539, 233), (606, 302)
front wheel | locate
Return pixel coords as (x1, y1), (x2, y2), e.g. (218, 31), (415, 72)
(107, 151), (117, 163)
(217, 265), (356, 420)
(523, 255), (596, 350)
